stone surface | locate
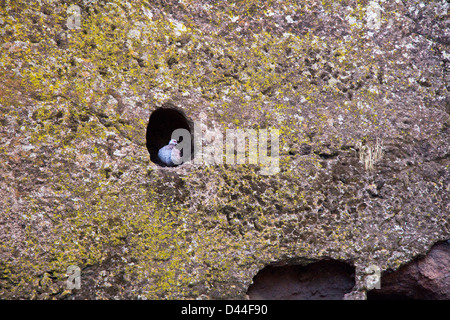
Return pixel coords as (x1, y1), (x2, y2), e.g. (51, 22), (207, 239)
(0, 0), (449, 299)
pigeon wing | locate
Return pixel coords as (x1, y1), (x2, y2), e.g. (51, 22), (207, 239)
(158, 145), (174, 166)
(171, 147), (182, 165)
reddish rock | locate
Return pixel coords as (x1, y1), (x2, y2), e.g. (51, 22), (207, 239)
(368, 242), (450, 300)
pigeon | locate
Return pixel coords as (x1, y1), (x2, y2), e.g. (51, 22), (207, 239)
(158, 139), (181, 167)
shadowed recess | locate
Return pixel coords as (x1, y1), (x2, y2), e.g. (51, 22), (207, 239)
(146, 103), (194, 167)
(247, 260), (355, 300)
(367, 241), (450, 300)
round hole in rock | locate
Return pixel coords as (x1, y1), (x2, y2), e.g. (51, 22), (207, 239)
(247, 260), (355, 300)
(146, 103), (194, 167)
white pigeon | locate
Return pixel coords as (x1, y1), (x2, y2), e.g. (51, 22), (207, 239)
(158, 139), (181, 166)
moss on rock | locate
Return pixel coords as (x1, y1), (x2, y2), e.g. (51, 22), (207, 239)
(0, 0), (448, 299)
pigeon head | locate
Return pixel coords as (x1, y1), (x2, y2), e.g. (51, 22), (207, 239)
(169, 139), (178, 145)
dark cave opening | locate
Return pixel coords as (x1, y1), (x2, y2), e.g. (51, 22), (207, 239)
(146, 103), (194, 167)
(367, 241), (450, 300)
(247, 260), (355, 300)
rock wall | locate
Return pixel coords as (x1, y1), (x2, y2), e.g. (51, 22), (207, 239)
(0, 0), (448, 299)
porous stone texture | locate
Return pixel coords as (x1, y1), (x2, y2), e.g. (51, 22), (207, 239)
(0, 0), (449, 299)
